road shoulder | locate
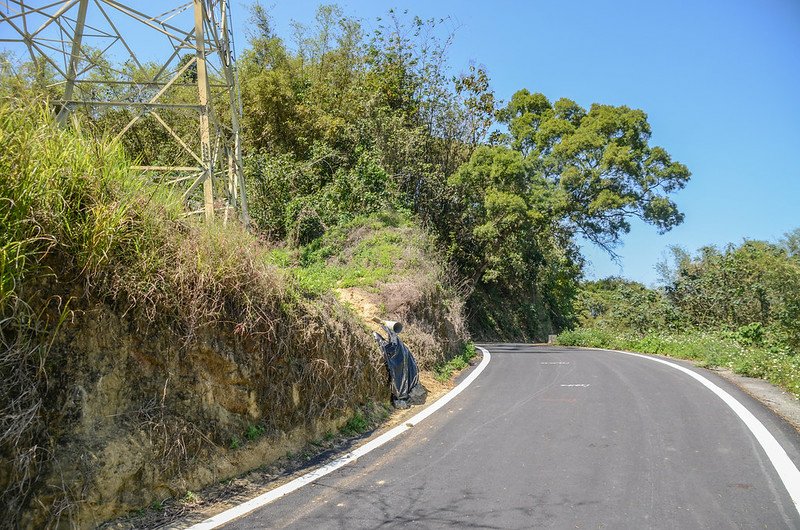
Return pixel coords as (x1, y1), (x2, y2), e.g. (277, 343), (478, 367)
(711, 367), (800, 432)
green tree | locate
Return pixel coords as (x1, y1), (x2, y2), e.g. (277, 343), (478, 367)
(240, 5), (492, 244)
(442, 89), (688, 338)
(575, 277), (681, 331)
(781, 228), (800, 260)
(498, 89), (690, 252)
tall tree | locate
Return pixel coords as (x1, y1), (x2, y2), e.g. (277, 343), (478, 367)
(498, 89), (690, 252)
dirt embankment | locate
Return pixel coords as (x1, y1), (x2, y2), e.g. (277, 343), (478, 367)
(1, 103), (470, 529)
(4, 263), (467, 529)
(101, 347), (460, 529)
(6, 287), (386, 529)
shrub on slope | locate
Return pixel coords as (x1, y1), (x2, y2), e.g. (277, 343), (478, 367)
(269, 211), (470, 369)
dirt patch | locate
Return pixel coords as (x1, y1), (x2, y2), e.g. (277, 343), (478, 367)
(336, 288), (382, 333)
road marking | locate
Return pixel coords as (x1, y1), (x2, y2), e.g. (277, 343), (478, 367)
(541, 361), (570, 365)
(187, 347), (492, 530)
(597, 347), (800, 516)
(560, 384), (590, 387)
(541, 397), (577, 404)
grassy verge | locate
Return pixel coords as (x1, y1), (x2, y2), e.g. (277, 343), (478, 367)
(264, 209), (468, 370)
(433, 342), (478, 382)
(557, 328), (800, 399)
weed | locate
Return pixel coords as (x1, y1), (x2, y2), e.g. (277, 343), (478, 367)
(434, 342), (477, 382)
(229, 436), (241, 450)
(182, 491), (200, 506)
(245, 424), (265, 442)
(340, 411), (368, 436)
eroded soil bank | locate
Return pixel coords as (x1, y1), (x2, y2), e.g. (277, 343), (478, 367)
(6, 294), (386, 529)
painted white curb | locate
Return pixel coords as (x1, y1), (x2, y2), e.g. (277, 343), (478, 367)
(187, 347), (492, 530)
(593, 346), (800, 516)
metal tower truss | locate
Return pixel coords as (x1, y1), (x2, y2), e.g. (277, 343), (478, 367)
(0, 0), (249, 223)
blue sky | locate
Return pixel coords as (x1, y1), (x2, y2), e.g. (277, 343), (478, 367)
(232, 0), (800, 285)
(2, 1), (797, 285)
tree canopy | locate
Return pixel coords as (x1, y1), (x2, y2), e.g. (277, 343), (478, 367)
(1, 4), (693, 340)
(497, 89), (690, 250)
(157, 5), (694, 338)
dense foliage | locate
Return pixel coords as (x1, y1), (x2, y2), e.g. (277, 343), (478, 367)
(666, 238), (800, 349)
(1, 3), (691, 341)
(576, 236), (800, 350)
(239, 6), (491, 243)
(235, 5), (689, 339)
(575, 277), (681, 332)
(578, 230), (800, 346)
(566, 233), (800, 396)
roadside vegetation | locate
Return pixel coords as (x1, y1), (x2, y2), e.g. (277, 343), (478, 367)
(434, 342), (478, 383)
(1, 1), (751, 527)
(2, 3), (691, 343)
(269, 209), (469, 367)
(237, 6), (689, 339)
(559, 236), (800, 397)
(0, 99), (393, 527)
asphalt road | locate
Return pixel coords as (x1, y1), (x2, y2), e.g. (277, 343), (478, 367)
(223, 344), (800, 529)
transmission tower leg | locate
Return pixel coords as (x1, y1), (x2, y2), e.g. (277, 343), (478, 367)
(194, 0), (215, 221)
(56, 0), (89, 125)
(220, 0), (250, 227)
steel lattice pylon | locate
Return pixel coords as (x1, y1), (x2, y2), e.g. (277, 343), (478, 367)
(1, 0), (249, 224)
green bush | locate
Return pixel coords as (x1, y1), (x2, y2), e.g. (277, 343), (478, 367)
(736, 322), (764, 346)
(340, 411), (368, 436)
(665, 242), (800, 350)
(434, 342), (477, 382)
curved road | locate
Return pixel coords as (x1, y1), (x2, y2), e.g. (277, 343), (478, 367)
(223, 344), (800, 529)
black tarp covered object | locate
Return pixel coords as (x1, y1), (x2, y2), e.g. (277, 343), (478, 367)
(373, 322), (419, 408)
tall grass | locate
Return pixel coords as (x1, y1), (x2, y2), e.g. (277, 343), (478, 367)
(0, 100), (387, 526)
(0, 99), (185, 525)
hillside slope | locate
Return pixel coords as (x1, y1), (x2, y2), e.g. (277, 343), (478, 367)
(0, 103), (467, 528)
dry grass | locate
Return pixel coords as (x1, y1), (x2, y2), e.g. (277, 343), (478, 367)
(0, 100), (387, 527)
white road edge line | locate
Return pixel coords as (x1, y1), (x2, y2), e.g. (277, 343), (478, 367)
(595, 347), (800, 516)
(187, 347), (492, 530)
